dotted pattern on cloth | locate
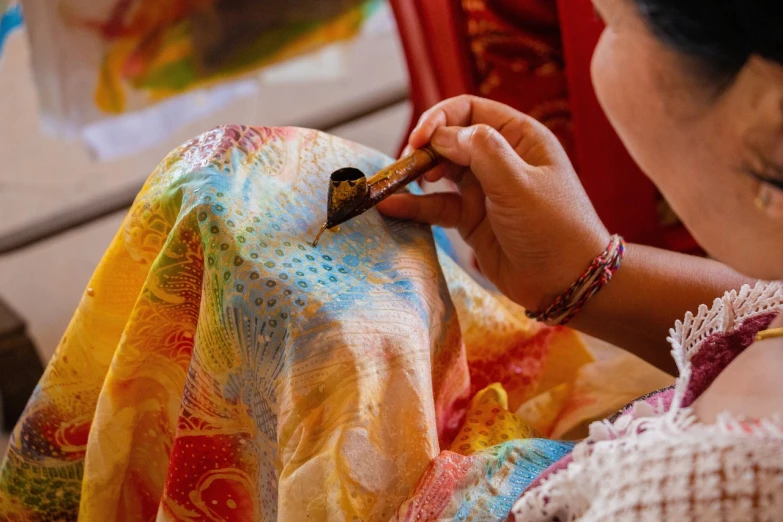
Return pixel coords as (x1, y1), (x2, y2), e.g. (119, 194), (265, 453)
(450, 384), (536, 455)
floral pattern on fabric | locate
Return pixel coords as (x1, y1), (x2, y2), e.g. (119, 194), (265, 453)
(0, 126), (668, 521)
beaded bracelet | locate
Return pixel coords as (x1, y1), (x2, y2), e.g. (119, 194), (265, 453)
(525, 235), (626, 326)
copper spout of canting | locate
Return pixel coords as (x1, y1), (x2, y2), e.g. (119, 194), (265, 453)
(311, 223), (327, 247)
(312, 146), (440, 247)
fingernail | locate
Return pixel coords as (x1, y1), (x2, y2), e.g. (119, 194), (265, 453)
(415, 111), (428, 129)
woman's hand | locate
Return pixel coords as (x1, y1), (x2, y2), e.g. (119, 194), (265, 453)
(378, 95), (609, 311)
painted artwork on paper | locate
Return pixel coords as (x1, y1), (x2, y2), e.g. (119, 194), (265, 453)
(20, 0), (381, 138)
(61, 0), (379, 113)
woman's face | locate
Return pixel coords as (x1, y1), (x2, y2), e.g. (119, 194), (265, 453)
(591, 0), (783, 279)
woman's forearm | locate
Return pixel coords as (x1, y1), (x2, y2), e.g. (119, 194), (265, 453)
(570, 244), (753, 374)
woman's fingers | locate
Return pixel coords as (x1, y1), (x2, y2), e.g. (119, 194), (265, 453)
(408, 106), (456, 149)
(409, 95), (566, 170)
(402, 140), (462, 184)
(376, 192), (464, 228)
(428, 125), (528, 202)
(422, 161), (464, 184)
(409, 95), (521, 148)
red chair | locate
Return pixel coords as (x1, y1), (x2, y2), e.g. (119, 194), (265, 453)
(389, 0), (699, 253)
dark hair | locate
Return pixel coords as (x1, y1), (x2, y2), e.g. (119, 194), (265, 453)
(633, 1), (783, 82)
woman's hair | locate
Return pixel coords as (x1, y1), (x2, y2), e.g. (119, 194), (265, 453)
(632, 0), (783, 82)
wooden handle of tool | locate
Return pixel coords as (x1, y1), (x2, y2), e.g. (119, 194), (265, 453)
(324, 146), (441, 230)
(365, 146), (440, 203)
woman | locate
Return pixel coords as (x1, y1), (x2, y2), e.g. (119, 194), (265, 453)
(379, 0), (783, 518)
(383, 0), (783, 407)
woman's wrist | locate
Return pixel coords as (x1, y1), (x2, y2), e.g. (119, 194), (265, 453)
(527, 229), (614, 313)
(566, 244), (751, 373)
(526, 235), (626, 325)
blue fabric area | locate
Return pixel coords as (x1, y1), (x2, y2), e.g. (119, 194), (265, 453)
(453, 440), (576, 521)
(0, 3), (23, 56)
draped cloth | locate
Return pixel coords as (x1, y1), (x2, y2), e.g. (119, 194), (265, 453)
(0, 126), (670, 521)
(20, 0), (380, 140)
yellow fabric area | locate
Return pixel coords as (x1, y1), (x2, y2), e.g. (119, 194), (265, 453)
(450, 384), (536, 456)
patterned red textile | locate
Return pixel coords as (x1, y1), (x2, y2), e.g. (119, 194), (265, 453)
(462, 0), (576, 164)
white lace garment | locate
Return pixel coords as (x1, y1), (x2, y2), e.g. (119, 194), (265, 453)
(510, 282), (783, 522)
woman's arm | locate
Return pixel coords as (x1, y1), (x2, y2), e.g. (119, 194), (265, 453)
(378, 96), (753, 374)
(571, 244), (753, 374)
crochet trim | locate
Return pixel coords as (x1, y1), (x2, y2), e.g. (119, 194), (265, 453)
(511, 282), (783, 521)
(582, 281), (783, 444)
(667, 281), (783, 411)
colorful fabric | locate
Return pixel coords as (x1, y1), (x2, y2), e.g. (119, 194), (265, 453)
(0, 1), (22, 57)
(22, 0), (379, 131)
(0, 126), (669, 521)
(393, 384), (576, 521)
(511, 282), (783, 522)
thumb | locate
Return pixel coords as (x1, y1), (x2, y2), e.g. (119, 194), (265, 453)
(430, 125), (528, 198)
